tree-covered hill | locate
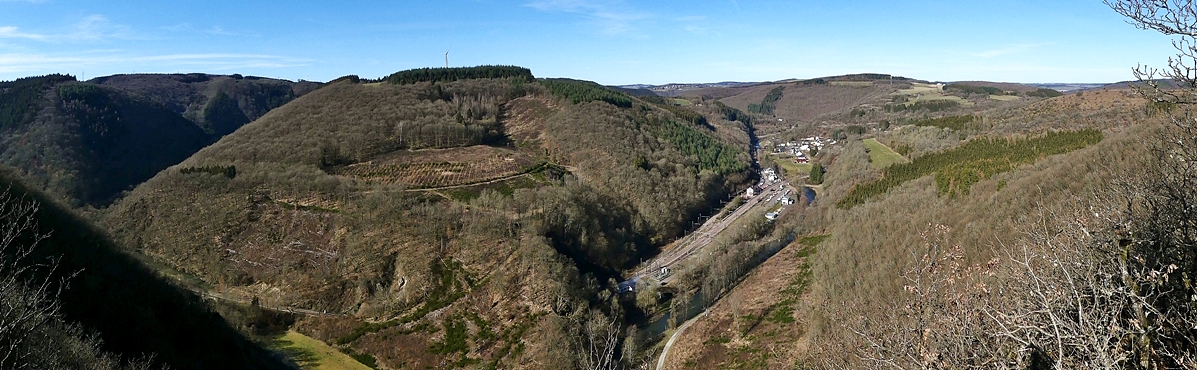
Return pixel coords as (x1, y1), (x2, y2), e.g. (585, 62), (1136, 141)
(92, 73), (320, 137)
(0, 75), (211, 207)
(0, 166), (290, 369)
(101, 68), (753, 368)
(0, 74), (317, 208)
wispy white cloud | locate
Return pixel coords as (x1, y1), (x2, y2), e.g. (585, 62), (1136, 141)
(0, 26), (49, 41)
(525, 0), (649, 36)
(971, 43), (1051, 58)
(675, 15), (714, 36)
(163, 23), (251, 38)
(0, 15), (141, 43)
(0, 52), (312, 75)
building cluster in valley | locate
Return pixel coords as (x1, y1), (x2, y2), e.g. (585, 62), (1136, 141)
(745, 167), (798, 222)
(769, 136), (834, 163)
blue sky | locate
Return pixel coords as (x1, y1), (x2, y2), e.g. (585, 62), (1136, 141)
(0, 0), (1180, 84)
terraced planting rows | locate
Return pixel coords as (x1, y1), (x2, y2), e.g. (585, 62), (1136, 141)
(338, 155), (538, 189)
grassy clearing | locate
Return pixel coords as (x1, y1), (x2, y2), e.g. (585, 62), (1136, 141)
(892, 83), (973, 106)
(990, 95), (1021, 101)
(894, 83), (942, 95)
(829, 81), (873, 87)
(673, 98), (692, 106)
(863, 138), (909, 169)
(768, 154), (805, 177)
(765, 235), (826, 324)
(269, 330), (374, 370)
(768, 153), (815, 175)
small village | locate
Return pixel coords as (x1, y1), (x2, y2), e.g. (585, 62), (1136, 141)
(767, 135), (834, 164)
(743, 136), (835, 222)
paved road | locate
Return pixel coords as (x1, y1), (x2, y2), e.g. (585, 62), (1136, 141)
(629, 179), (795, 284)
(656, 309), (708, 370)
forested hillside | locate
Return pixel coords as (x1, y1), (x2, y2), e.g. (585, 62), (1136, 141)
(93, 73), (320, 137)
(0, 166), (289, 369)
(0, 74), (317, 208)
(101, 68), (753, 368)
(656, 58), (1197, 369)
(0, 75), (211, 207)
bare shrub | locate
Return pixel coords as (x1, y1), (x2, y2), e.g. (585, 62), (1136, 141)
(0, 189), (130, 369)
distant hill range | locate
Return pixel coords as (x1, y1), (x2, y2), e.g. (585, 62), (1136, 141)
(1026, 83), (1109, 92)
(91, 73), (321, 137)
(0, 73), (318, 207)
(616, 81), (756, 93)
(619, 76), (1119, 95)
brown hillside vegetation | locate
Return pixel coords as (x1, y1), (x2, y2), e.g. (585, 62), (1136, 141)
(698, 89), (1170, 367)
(329, 145), (539, 189)
(0, 167), (291, 369)
(0, 76), (211, 207)
(500, 95), (560, 147)
(645, 66), (1176, 368)
(662, 234), (823, 369)
(0, 74), (315, 208)
(719, 82), (895, 124)
(102, 73), (754, 369)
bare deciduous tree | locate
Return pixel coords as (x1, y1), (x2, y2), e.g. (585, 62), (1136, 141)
(573, 309), (622, 370)
(0, 189), (138, 369)
(1108, 0), (1197, 105)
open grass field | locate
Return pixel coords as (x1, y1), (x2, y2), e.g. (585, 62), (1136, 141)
(768, 154), (812, 177)
(990, 95), (1022, 101)
(673, 98), (693, 106)
(891, 83), (978, 106)
(269, 330), (374, 370)
(863, 138), (909, 169)
(896, 82), (942, 95)
(332, 145), (540, 189)
(829, 81), (874, 87)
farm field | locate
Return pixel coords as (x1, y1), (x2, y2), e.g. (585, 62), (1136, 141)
(673, 98), (693, 105)
(332, 145), (541, 189)
(891, 83), (974, 105)
(990, 95), (1022, 101)
(829, 81), (874, 87)
(268, 330), (374, 370)
(768, 154), (812, 177)
(863, 138), (908, 169)
(896, 82), (942, 95)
